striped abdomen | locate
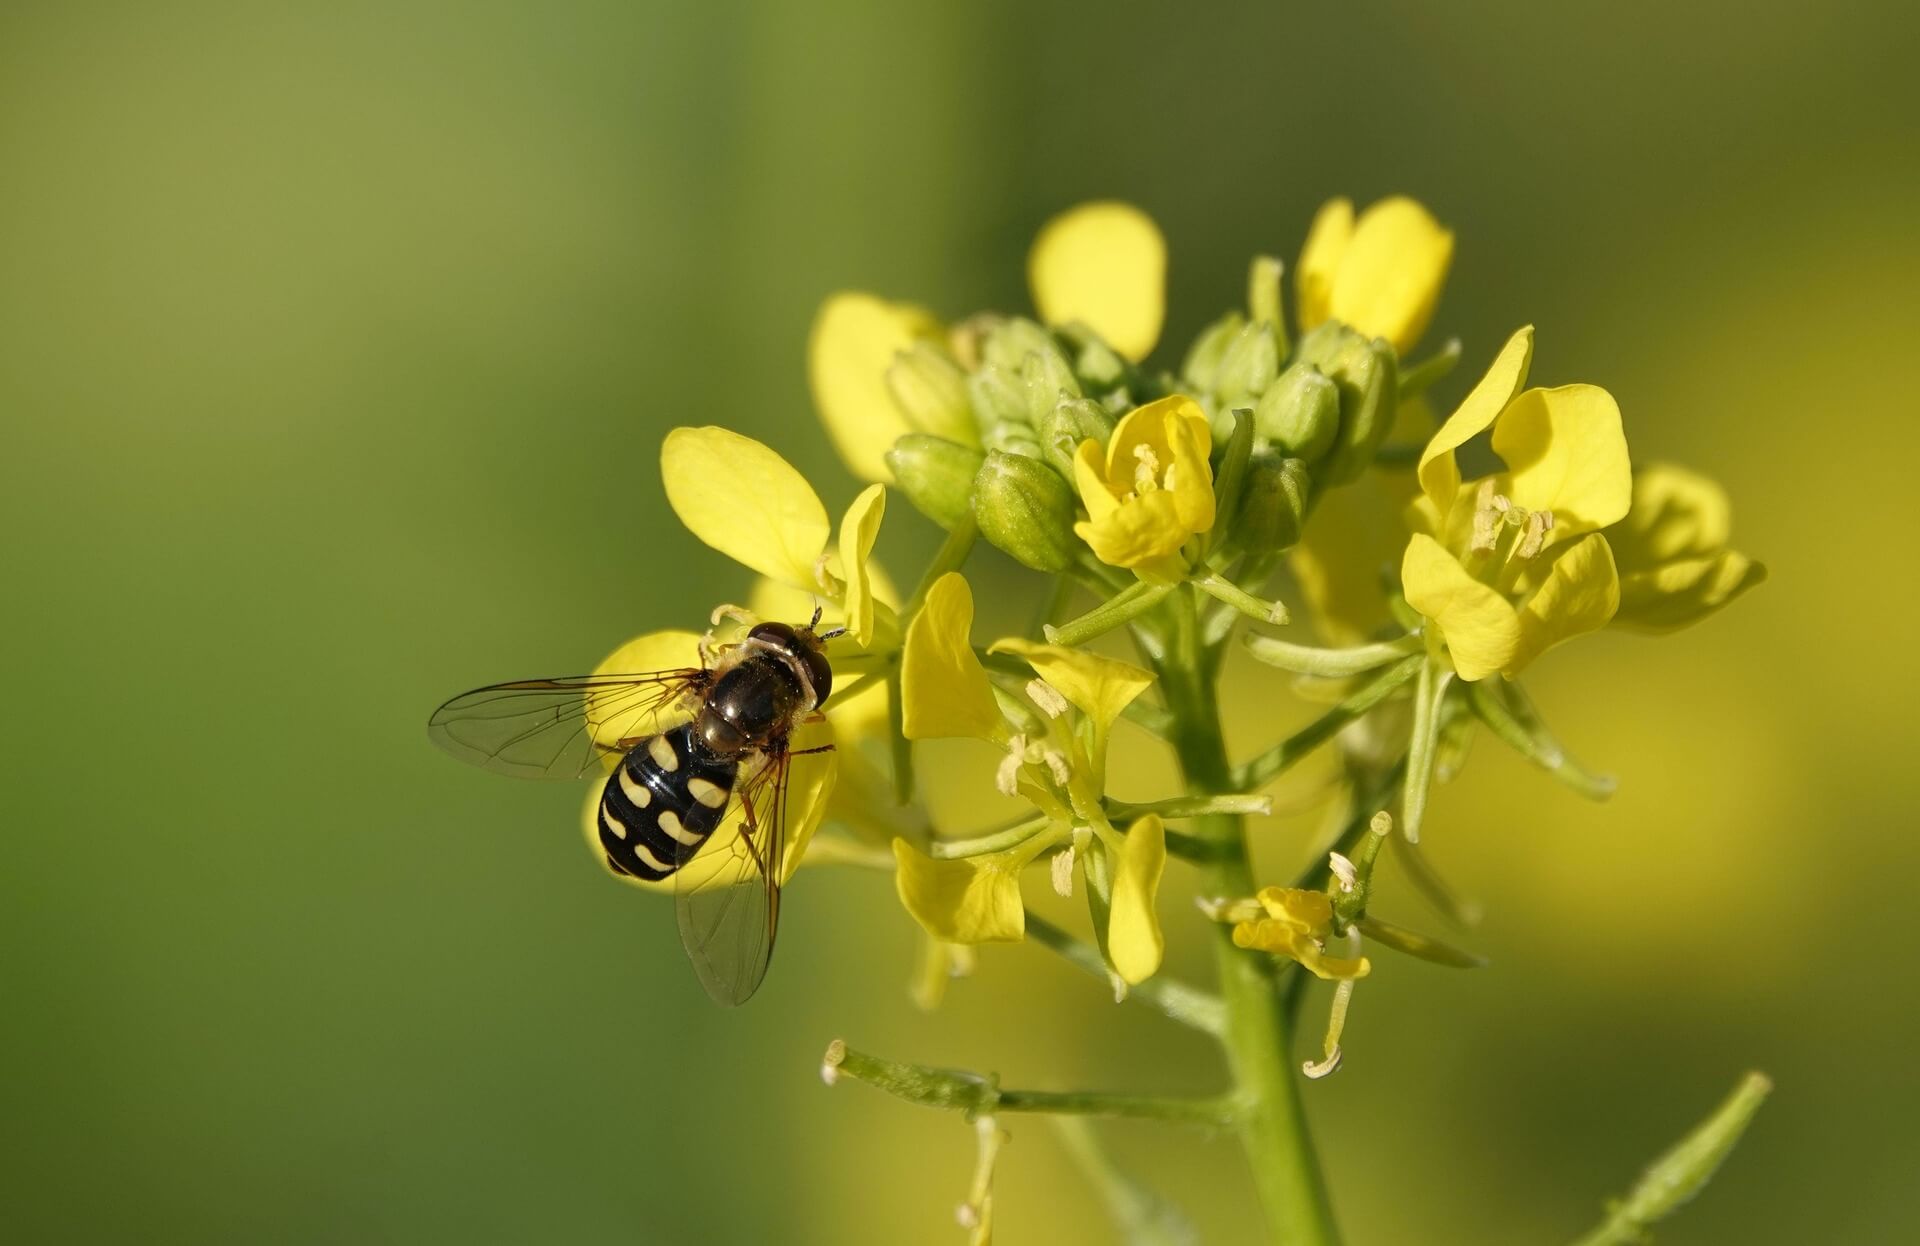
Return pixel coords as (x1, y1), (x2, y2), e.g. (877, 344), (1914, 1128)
(597, 723), (738, 881)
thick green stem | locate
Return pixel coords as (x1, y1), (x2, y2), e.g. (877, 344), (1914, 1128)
(1154, 590), (1340, 1245)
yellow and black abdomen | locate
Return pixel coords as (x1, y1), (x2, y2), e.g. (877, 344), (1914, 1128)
(596, 723), (738, 881)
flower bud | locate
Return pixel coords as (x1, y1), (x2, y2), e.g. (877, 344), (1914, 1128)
(885, 343), (975, 444)
(967, 364), (1028, 431)
(1180, 311), (1245, 393)
(1254, 363), (1340, 464)
(1019, 346), (1081, 424)
(972, 450), (1078, 573)
(886, 434), (984, 531)
(1037, 396), (1115, 481)
(1293, 322), (1397, 486)
(1225, 451), (1311, 556)
(1073, 336), (1127, 391)
(980, 317), (1062, 375)
(1215, 320), (1281, 406)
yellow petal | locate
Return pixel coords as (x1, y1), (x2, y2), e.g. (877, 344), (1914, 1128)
(1492, 384), (1633, 539)
(1073, 491), (1190, 570)
(661, 427), (830, 588)
(1295, 197), (1354, 332)
(891, 840), (1025, 943)
(808, 292), (943, 482)
(1255, 885), (1334, 930)
(1327, 196), (1454, 354)
(588, 630), (704, 754)
(900, 573), (1006, 742)
(1163, 400), (1217, 534)
(1104, 394), (1208, 479)
(1107, 815), (1167, 984)
(1508, 534), (1620, 674)
(1072, 437), (1122, 524)
(1028, 201), (1166, 361)
(987, 638), (1154, 734)
(1608, 462), (1734, 571)
(1418, 327), (1534, 521)
(838, 484), (887, 648)
(1614, 551), (1767, 633)
(1401, 534), (1521, 682)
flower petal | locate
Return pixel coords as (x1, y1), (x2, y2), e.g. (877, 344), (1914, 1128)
(1327, 196), (1454, 355)
(900, 572), (1006, 742)
(1107, 815), (1166, 984)
(838, 484), (887, 648)
(808, 292), (943, 482)
(1508, 533), (1620, 674)
(1492, 384), (1633, 539)
(1614, 551), (1767, 633)
(987, 638), (1154, 735)
(1418, 327), (1534, 520)
(892, 840), (1025, 943)
(1401, 534), (1521, 682)
(1028, 201), (1166, 362)
(662, 427), (830, 588)
(1608, 462), (1734, 571)
(1295, 197), (1354, 332)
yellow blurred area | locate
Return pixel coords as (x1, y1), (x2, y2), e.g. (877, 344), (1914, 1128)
(4, 2), (1916, 1243)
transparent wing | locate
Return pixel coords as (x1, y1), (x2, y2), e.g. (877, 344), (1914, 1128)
(674, 751), (789, 1006)
(428, 670), (707, 780)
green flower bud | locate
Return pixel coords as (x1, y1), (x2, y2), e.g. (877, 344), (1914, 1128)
(1214, 320), (1281, 406)
(885, 343), (975, 444)
(1019, 345), (1081, 424)
(967, 364), (1028, 432)
(1225, 450), (1311, 557)
(980, 317), (1062, 376)
(1074, 336), (1127, 391)
(1254, 363), (1340, 464)
(972, 450), (1078, 573)
(1038, 396), (1116, 481)
(1293, 322), (1398, 486)
(1180, 311), (1245, 393)
(982, 422), (1044, 458)
(886, 434), (984, 532)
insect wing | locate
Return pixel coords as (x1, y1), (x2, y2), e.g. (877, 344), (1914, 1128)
(428, 670), (706, 780)
(673, 751), (792, 1006)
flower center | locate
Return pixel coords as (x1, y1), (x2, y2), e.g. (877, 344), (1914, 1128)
(1467, 479), (1554, 591)
(1129, 443), (1174, 499)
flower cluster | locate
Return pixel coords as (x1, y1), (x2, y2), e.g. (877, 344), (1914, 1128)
(604, 195), (1766, 1244)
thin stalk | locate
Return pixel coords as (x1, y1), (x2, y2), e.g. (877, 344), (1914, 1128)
(930, 815), (1053, 860)
(902, 515), (978, 618)
(1233, 656), (1422, 792)
(821, 1040), (1236, 1128)
(1025, 913), (1227, 1036)
(1154, 587), (1340, 1245)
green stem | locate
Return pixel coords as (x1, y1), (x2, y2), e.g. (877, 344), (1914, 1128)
(1154, 587), (1340, 1245)
(1233, 656), (1422, 792)
(1025, 914), (1227, 1036)
(901, 514), (977, 618)
(821, 1040), (1236, 1128)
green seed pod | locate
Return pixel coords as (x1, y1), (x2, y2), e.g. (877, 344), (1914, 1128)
(1037, 396), (1115, 481)
(886, 434), (984, 532)
(1254, 363), (1340, 464)
(972, 450), (1079, 573)
(884, 342), (974, 444)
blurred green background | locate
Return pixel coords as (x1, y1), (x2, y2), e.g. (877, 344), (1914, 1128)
(4, 2), (1915, 1242)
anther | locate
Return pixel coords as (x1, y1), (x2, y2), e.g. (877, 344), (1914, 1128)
(1051, 845), (1076, 897)
(1026, 678), (1069, 719)
(1329, 852), (1357, 894)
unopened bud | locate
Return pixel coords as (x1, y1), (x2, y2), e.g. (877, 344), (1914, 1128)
(1037, 396), (1115, 480)
(1074, 336), (1127, 390)
(1019, 346), (1081, 424)
(1215, 320), (1281, 406)
(1225, 451), (1311, 556)
(1293, 322), (1397, 486)
(885, 434), (983, 532)
(972, 450), (1078, 573)
(980, 317), (1062, 376)
(967, 364), (1028, 431)
(1180, 311), (1245, 393)
(1255, 363), (1340, 464)
(885, 342), (974, 443)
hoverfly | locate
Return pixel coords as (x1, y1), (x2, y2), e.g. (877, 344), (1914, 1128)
(427, 614), (839, 1005)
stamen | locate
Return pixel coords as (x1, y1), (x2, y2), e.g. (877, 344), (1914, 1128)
(1026, 678), (1069, 719)
(1516, 509), (1553, 560)
(1050, 845), (1076, 897)
(1041, 748), (1072, 786)
(1131, 443), (1161, 494)
(995, 733), (1027, 797)
(1470, 484), (1510, 553)
(1328, 852), (1358, 894)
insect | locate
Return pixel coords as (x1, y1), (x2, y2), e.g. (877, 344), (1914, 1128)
(427, 613), (839, 1005)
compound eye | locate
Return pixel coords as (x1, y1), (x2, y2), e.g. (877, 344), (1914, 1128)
(748, 621), (799, 646)
(803, 646), (832, 703)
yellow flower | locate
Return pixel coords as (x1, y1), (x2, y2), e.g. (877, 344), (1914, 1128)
(1229, 888), (1371, 981)
(1606, 463), (1767, 632)
(807, 293), (959, 483)
(1106, 814), (1168, 985)
(579, 629), (837, 895)
(1400, 329), (1632, 680)
(1295, 196), (1453, 355)
(986, 637), (1153, 788)
(1028, 201), (1167, 362)
(900, 572), (1008, 744)
(891, 840), (1026, 944)
(1072, 395), (1216, 580)
(661, 426), (893, 648)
